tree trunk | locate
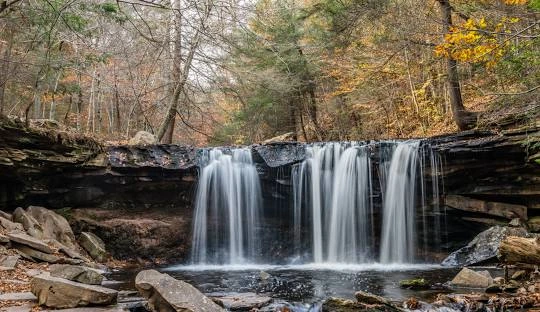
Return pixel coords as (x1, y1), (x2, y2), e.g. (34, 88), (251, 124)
(498, 236), (540, 265)
(0, 27), (14, 115)
(437, 0), (477, 131)
(157, 1), (211, 142)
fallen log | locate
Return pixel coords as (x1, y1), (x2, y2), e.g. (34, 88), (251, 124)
(498, 236), (540, 265)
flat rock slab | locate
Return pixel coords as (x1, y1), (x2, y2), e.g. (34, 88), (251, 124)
(135, 269), (224, 312)
(212, 293), (272, 310)
(31, 273), (118, 308)
(14, 244), (62, 263)
(450, 268), (493, 288)
(50, 264), (104, 285)
(0, 292), (38, 301)
(0, 255), (20, 270)
(7, 232), (55, 254)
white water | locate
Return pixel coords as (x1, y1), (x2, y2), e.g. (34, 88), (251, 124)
(166, 262), (442, 272)
(191, 148), (262, 264)
(380, 141), (420, 264)
(293, 143), (375, 263)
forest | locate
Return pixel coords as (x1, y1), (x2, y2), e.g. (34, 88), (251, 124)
(0, 0), (539, 145)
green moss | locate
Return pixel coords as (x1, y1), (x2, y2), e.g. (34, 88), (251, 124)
(399, 278), (430, 290)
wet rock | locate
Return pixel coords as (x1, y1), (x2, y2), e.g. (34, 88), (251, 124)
(354, 291), (390, 305)
(7, 232), (55, 254)
(50, 264), (104, 285)
(27, 206), (79, 251)
(322, 297), (399, 312)
(450, 268), (493, 288)
(0, 255), (20, 270)
(0, 216), (24, 232)
(399, 278), (429, 290)
(128, 131), (157, 145)
(260, 271), (271, 280)
(135, 269), (224, 312)
(442, 225), (528, 266)
(80, 232), (108, 262)
(13, 207), (44, 239)
(31, 273), (118, 308)
(212, 293), (272, 310)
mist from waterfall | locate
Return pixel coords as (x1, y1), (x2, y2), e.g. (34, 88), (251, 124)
(191, 148), (262, 264)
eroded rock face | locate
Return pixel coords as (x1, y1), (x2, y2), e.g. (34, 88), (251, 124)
(50, 264), (104, 285)
(442, 226), (529, 266)
(79, 232), (108, 262)
(31, 273), (117, 308)
(450, 268), (493, 288)
(71, 208), (191, 262)
(135, 269), (224, 312)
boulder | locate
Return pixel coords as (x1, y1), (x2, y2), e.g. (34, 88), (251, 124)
(0, 216), (24, 232)
(80, 232), (108, 262)
(442, 226), (528, 266)
(13, 207), (44, 239)
(135, 269), (224, 312)
(129, 131), (157, 145)
(26, 206), (79, 251)
(7, 232), (55, 254)
(50, 264), (104, 285)
(0, 255), (20, 271)
(212, 293), (272, 311)
(450, 268), (493, 288)
(31, 273), (117, 308)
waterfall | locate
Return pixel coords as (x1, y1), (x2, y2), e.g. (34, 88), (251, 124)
(293, 143), (374, 263)
(380, 141), (420, 264)
(327, 146), (373, 263)
(191, 148), (262, 264)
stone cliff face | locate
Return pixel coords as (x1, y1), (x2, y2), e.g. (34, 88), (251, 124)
(0, 117), (538, 262)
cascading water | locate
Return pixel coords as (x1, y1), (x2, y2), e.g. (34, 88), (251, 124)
(191, 148), (262, 264)
(190, 140), (443, 266)
(292, 140), (443, 265)
(380, 141), (420, 264)
(292, 143), (375, 263)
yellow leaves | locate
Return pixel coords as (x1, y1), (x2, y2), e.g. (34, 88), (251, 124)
(434, 15), (520, 68)
(503, 0), (528, 5)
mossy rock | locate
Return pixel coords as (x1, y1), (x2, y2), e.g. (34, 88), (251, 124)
(399, 278), (430, 290)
